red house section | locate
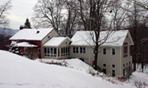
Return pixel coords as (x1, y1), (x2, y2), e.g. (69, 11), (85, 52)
(10, 40), (42, 58)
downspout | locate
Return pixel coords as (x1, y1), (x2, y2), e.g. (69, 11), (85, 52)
(120, 46), (122, 77)
(57, 47), (58, 59)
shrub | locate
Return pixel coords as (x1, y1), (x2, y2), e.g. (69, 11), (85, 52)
(24, 48), (38, 60)
(134, 81), (146, 88)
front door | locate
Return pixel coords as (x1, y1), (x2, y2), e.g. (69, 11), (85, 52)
(103, 69), (106, 74)
(112, 70), (115, 76)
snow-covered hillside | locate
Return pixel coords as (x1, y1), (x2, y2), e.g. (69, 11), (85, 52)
(0, 50), (147, 88)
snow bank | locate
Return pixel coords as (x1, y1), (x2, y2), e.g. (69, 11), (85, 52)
(38, 58), (94, 73)
(0, 50), (129, 88)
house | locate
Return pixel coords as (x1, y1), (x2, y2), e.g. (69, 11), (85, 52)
(9, 29), (134, 77)
(70, 30), (134, 77)
(9, 28), (60, 58)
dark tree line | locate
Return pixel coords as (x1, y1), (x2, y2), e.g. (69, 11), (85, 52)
(0, 0), (12, 50)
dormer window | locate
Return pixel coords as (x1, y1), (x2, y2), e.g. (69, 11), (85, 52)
(48, 36), (50, 39)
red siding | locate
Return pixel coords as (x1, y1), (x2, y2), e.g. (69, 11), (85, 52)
(10, 40), (42, 58)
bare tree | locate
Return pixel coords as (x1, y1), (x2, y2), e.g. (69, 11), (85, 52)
(137, 0), (148, 11)
(0, 0), (12, 27)
(32, 0), (79, 37)
(0, 0), (12, 50)
(32, 0), (64, 30)
(60, 0), (78, 37)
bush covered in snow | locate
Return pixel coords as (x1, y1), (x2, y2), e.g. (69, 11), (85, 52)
(9, 41), (20, 55)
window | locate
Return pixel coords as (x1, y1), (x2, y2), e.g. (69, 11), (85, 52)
(103, 48), (106, 55)
(54, 48), (56, 57)
(93, 48), (98, 54)
(76, 47), (79, 53)
(73, 47), (79, 53)
(123, 64), (125, 67)
(103, 64), (106, 67)
(73, 47), (76, 53)
(58, 49), (60, 56)
(38, 48), (40, 52)
(123, 69), (125, 75)
(103, 69), (106, 74)
(44, 48), (57, 57)
(126, 63), (128, 66)
(93, 48), (95, 54)
(129, 61), (131, 65)
(61, 47), (69, 56)
(80, 47), (86, 54)
(112, 64), (115, 68)
(112, 48), (115, 55)
(44, 48), (47, 56)
(112, 70), (115, 76)
(48, 36), (50, 39)
(123, 43), (128, 57)
(48, 48), (50, 56)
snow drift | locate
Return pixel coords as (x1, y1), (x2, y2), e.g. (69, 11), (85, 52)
(0, 50), (131, 88)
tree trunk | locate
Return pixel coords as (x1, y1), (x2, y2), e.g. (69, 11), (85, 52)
(94, 29), (100, 70)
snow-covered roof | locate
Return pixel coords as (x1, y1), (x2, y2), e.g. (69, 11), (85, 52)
(10, 28), (54, 41)
(44, 37), (71, 47)
(17, 42), (38, 47)
(71, 30), (133, 47)
(10, 41), (38, 47)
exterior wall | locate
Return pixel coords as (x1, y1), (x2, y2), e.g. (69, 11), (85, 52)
(98, 46), (121, 77)
(41, 29), (60, 58)
(70, 45), (123, 77)
(70, 46), (95, 65)
(42, 30), (60, 45)
(43, 39), (71, 59)
(121, 35), (133, 76)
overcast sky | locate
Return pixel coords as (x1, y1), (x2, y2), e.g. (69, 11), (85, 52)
(2, 0), (38, 29)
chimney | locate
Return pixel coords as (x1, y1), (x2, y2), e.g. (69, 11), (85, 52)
(20, 25), (24, 30)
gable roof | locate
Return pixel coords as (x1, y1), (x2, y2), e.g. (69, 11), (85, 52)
(44, 37), (71, 47)
(10, 28), (54, 41)
(71, 30), (133, 47)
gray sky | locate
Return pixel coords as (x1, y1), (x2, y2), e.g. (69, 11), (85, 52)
(2, 0), (38, 29)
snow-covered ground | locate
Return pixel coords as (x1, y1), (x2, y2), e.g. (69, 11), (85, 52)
(0, 50), (148, 88)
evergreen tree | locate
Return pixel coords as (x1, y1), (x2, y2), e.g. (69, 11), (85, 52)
(24, 18), (31, 28)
